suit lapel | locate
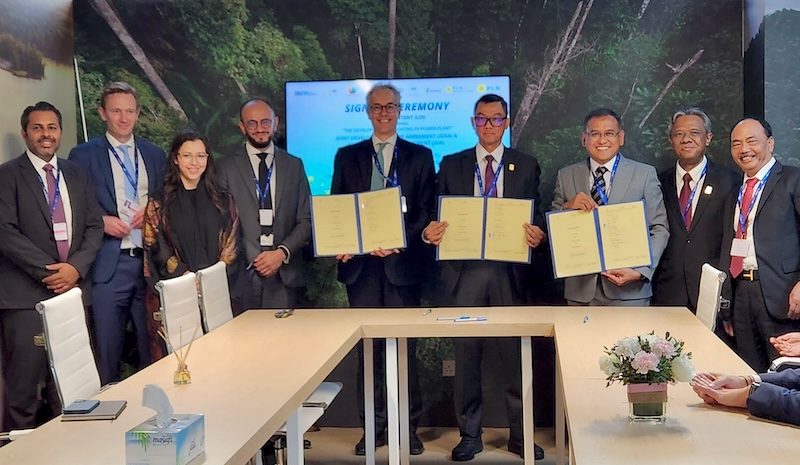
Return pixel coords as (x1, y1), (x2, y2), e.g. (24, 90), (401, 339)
(755, 160), (782, 219)
(689, 162), (716, 232)
(661, 167), (683, 224)
(60, 163), (83, 256)
(502, 150), (518, 198)
(358, 140), (373, 191)
(233, 152), (259, 210)
(460, 150), (476, 196)
(273, 149), (287, 213)
(97, 139), (117, 204)
(18, 155), (52, 226)
(608, 155), (633, 204)
(138, 144), (158, 193)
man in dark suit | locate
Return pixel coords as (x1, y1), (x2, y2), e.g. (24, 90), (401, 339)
(423, 94), (546, 461)
(69, 82), (167, 384)
(691, 369), (800, 426)
(218, 98), (311, 310)
(332, 84), (436, 456)
(0, 102), (103, 429)
(719, 117), (800, 372)
(652, 108), (738, 311)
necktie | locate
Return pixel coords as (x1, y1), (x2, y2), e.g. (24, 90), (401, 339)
(729, 177), (759, 278)
(484, 155), (497, 197)
(118, 144), (141, 247)
(679, 172), (693, 229)
(256, 152), (272, 209)
(43, 164), (69, 262)
(591, 166), (608, 205)
(371, 142), (388, 191)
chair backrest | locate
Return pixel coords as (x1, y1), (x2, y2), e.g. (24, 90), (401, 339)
(196, 261), (233, 333)
(35, 288), (101, 407)
(697, 263), (726, 331)
(155, 272), (202, 352)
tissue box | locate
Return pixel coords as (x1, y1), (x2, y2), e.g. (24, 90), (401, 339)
(125, 414), (205, 465)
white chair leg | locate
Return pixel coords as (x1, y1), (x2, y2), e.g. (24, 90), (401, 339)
(286, 407), (303, 465)
(386, 337), (400, 465)
(521, 336), (535, 465)
(364, 338), (375, 465)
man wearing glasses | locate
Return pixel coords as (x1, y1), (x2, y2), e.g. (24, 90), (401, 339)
(422, 93), (546, 461)
(331, 83), (436, 456)
(218, 98), (311, 310)
(551, 108), (668, 306)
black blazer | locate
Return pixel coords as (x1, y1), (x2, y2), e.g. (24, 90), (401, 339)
(331, 137), (436, 287)
(652, 160), (739, 310)
(720, 161), (800, 319)
(0, 154), (104, 308)
(436, 147), (544, 296)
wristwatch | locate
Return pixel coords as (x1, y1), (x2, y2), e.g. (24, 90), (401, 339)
(748, 380), (761, 396)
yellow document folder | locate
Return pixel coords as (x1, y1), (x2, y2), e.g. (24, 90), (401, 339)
(311, 186), (407, 256)
(546, 200), (651, 278)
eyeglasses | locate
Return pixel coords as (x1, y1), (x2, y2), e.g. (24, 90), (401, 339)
(586, 130), (621, 140)
(177, 152), (209, 161)
(369, 103), (398, 114)
(244, 119), (273, 130)
(474, 116), (507, 127)
(670, 130), (704, 140)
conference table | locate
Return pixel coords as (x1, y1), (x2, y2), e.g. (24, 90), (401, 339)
(1, 306), (797, 465)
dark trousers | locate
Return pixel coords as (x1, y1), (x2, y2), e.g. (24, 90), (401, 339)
(240, 268), (300, 311)
(451, 261), (523, 442)
(92, 253), (149, 384)
(733, 279), (800, 372)
(0, 309), (60, 429)
(347, 257), (422, 435)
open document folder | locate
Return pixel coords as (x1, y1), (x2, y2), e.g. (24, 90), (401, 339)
(546, 200), (652, 278)
(310, 186), (407, 256)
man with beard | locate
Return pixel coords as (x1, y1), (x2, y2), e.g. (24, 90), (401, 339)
(0, 101), (103, 429)
(218, 98), (311, 310)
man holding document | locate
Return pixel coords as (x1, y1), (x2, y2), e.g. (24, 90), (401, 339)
(422, 93), (546, 461)
(331, 83), (436, 455)
(550, 108), (668, 306)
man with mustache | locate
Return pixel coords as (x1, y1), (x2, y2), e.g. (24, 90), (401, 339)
(0, 102), (103, 429)
(218, 98), (311, 310)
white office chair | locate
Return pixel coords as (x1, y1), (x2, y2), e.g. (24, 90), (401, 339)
(273, 381), (343, 465)
(155, 273), (202, 351)
(36, 288), (101, 407)
(196, 261), (233, 333)
(696, 263), (726, 331)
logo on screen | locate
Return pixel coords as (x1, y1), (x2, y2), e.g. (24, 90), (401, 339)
(477, 84), (487, 93)
(348, 87), (357, 94)
(445, 86), (453, 93)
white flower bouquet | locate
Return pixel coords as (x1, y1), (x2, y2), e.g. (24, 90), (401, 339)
(599, 331), (694, 386)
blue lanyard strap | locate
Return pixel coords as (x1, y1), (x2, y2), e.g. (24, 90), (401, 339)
(736, 166), (773, 237)
(474, 159), (503, 198)
(680, 163), (708, 223)
(106, 141), (140, 198)
(372, 143), (399, 188)
(252, 160), (274, 207)
(587, 154), (620, 205)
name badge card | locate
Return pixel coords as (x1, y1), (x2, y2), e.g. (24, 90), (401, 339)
(730, 238), (749, 257)
(120, 199), (139, 223)
(259, 209), (274, 226)
(260, 234), (274, 247)
(53, 222), (68, 241)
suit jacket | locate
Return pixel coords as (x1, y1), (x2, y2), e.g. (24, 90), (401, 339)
(0, 154), (104, 308)
(217, 146), (311, 288)
(720, 161), (800, 319)
(748, 369), (800, 426)
(551, 154), (669, 303)
(436, 147), (545, 296)
(652, 160), (739, 309)
(68, 136), (167, 283)
(331, 137), (436, 287)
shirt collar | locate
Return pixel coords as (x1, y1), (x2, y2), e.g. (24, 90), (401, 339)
(589, 153), (619, 172)
(26, 150), (58, 172)
(106, 132), (135, 149)
(475, 144), (505, 164)
(745, 157), (776, 182)
(676, 155), (707, 180)
(246, 140), (274, 158)
(372, 133), (398, 148)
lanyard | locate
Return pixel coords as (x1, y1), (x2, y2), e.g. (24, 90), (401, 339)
(474, 159), (503, 198)
(680, 163), (708, 224)
(373, 143), (399, 187)
(587, 154), (620, 205)
(253, 159), (274, 207)
(736, 166), (773, 237)
(107, 142), (140, 198)
(37, 166), (63, 218)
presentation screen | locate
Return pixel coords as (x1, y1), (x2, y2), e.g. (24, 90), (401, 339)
(285, 76), (511, 194)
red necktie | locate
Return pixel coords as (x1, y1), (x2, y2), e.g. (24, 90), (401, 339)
(729, 177), (759, 278)
(43, 163), (70, 262)
(678, 173), (693, 229)
(484, 155), (496, 197)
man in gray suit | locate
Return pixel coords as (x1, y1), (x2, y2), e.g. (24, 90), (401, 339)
(0, 102), (103, 429)
(218, 98), (311, 310)
(551, 108), (668, 305)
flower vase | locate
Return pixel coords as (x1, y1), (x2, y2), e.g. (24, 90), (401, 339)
(626, 382), (667, 423)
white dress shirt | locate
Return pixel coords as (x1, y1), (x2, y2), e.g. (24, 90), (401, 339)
(588, 154), (618, 196)
(474, 144), (505, 198)
(733, 157), (776, 270)
(106, 133), (148, 249)
(27, 151), (73, 246)
(371, 133), (398, 187)
(246, 141), (277, 208)
(675, 155), (708, 218)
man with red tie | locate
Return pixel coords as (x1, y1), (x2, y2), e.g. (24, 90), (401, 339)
(720, 117), (800, 372)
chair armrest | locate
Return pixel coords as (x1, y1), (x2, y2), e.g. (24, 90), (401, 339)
(768, 356), (800, 373)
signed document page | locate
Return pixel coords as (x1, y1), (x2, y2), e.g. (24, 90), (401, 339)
(358, 187), (407, 253)
(311, 194), (361, 256)
(546, 209), (602, 278)
(484, 198), (532, 263)
(437, 196), (485, 261)
(596, 201), (652, 270)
